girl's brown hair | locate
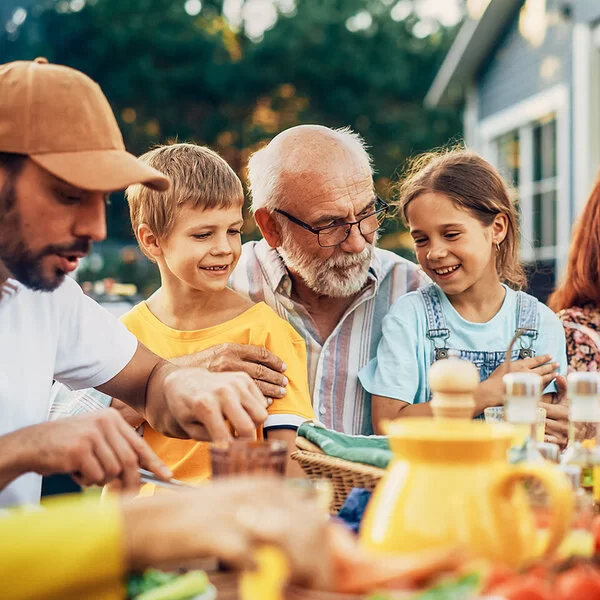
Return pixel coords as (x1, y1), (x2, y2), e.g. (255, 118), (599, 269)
(396, 148), (526, 290)
(548, 176), (600, 311)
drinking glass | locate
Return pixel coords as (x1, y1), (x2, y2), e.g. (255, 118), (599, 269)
(210, 439), (287, 477)
(483, 406), (546, 444)
(483, 406), (504, 424)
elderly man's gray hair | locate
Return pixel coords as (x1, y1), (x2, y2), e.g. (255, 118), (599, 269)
(247, 125), (373, 214)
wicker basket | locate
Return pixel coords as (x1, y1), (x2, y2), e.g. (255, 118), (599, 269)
(291, 437), (385, 514)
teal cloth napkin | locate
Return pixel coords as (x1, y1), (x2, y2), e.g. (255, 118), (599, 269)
(297, 422), (392, 469)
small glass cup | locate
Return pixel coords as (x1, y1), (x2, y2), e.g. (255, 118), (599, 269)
(484, 406), (546, 443)
(210, 439), (287, 477)
(483, 406), (504, 423)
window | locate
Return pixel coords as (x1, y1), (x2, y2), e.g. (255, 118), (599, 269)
(531, 117), (557, 250)
(496, 130), (520, 188)
(494, 114), (558, 261)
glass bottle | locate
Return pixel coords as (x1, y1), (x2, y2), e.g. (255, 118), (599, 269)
(503, 372), (544, 463)
(529, 463), (595, 559)
(560, 372), (600, 496)
(556, 464), (595, 558)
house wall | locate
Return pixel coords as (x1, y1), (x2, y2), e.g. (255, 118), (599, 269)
(574, 1), (600, 24)
(473, 1), (578, 300)
(457, 1), (600, 298)
(477, 5), (573, 120)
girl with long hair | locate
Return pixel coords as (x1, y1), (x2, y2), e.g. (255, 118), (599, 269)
(359, 148), (567, 433)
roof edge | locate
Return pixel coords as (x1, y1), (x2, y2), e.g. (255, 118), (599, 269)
(425, 18), (480, 108)
(425, 0), (522, 108)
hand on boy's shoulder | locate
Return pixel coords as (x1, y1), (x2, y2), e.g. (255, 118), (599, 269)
(172, 343), (288, 400)
(181, 289), (289, 399)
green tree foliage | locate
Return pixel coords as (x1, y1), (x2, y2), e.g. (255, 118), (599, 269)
(246, 0), (461, 182)
(1, 0), (462, 271)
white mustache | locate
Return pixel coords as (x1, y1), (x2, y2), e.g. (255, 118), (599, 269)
(325, 248), (371, 269)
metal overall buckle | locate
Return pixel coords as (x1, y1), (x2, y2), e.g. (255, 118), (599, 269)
(435, 347), (449, 360)
(516, 327), (536, 359)
(427, 328), (451, 361)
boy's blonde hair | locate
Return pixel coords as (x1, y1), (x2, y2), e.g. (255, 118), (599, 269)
(126, 143), (244, 258)
(396, 147), (526, 290)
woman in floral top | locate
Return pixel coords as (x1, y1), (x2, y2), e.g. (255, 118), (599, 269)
(548, 176), (600, 372)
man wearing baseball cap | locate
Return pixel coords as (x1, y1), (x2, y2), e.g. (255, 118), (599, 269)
(0, 58), (269, 507)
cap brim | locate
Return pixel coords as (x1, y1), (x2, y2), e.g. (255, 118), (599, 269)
(30, 149), (170, 192)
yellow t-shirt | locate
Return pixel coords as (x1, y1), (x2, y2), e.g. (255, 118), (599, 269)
(120, 301), (315, 484)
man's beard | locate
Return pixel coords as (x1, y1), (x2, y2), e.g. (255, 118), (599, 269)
(278, 227), (375, 298)
(0, 176), (91, 292)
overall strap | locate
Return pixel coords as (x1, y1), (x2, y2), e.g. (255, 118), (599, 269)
(514, 291), (539, 359)
(419, 285), (450, 360)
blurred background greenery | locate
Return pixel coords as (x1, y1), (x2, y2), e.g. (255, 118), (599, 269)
(1, 0), (464, 296)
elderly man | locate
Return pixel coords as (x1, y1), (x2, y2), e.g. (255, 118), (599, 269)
(0, 58), (268, 506)
(229, 125), (427, 435)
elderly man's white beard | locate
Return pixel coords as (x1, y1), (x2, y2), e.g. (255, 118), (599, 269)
(278, 230), (375, 298)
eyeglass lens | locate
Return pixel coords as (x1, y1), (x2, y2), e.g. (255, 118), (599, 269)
(317, 209), (386, 247)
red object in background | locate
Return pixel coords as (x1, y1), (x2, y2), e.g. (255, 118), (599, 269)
(482, 564), (519, 591)
(555, 565), (600, 600)
(103, 277), (115, 294)
(485, 560), (600, 600)
(592, 515), (600, 553)
(488, 574), (553, 600)
(525, 564), (551, 581)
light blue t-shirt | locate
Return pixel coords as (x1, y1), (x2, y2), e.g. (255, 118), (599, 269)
(359, 285), (567, 405)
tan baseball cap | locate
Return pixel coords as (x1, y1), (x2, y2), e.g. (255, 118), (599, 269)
(0, 58), (170, 192)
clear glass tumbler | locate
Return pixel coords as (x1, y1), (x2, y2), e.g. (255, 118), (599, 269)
(210, 439), (287, 477)
(484, 406), (546, 443)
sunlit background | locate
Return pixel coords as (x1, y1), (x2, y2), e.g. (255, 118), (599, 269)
(1, 0), (466, 297)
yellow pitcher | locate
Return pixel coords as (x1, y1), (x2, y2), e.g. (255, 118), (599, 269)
(359, 418), (574, 566)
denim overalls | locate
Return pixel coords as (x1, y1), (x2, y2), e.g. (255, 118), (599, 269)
(419, 284), (539, 418)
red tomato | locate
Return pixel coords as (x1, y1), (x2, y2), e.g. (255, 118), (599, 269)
(489, 574), (552, 600)
(555, 566), (600, 600)
(482, 565), (519, 592)
(592, 515), (600, 553)
(526, 564), (551, 582)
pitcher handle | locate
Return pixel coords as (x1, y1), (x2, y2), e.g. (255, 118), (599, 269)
(492, 463), (573, 559)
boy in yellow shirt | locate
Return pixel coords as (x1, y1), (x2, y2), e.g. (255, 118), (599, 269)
(114, 143), (314, 482)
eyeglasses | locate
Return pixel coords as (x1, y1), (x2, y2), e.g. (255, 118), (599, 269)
(274, 195), (389, 248)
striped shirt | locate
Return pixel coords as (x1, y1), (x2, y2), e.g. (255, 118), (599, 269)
(230, 240), (428, 435)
